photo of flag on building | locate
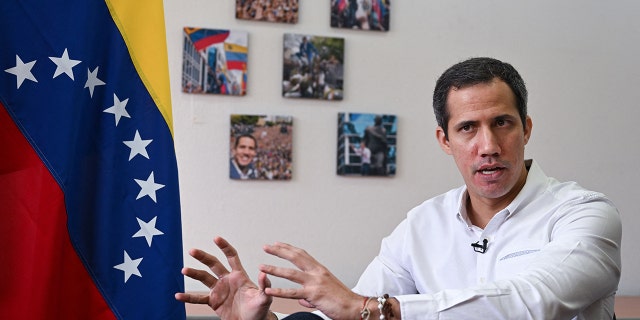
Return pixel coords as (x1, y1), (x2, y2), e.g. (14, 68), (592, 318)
(183, 27), (249, 96)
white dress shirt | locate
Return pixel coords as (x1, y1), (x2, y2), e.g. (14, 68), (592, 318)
(352, 160), (621, 320)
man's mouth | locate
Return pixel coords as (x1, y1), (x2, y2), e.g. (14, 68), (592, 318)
(477, 165), (505, 175)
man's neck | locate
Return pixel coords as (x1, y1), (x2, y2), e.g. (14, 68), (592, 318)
(232, 159), (251, 175)
(466, 195), (510, 229)
(466, 165), (529, 229)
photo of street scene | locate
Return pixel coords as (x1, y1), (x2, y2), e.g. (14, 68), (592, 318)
(337, 112), (397, 176)
(235, 0), (299, 24)
(230, 114), (293, 180)
(331, 0), (390, 32)
(282, 33), (344, 100)
(182, 27), (248, 96)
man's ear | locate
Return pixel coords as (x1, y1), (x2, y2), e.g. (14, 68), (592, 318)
(524, 116), (533, 145)
(436, 126), (452, 155)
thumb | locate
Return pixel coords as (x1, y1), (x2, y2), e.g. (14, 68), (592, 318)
(258, 271), (271, 291)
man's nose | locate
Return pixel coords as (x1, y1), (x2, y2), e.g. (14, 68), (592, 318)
(478, 128), (501, 156)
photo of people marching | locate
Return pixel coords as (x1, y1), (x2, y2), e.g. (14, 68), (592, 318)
(331, 0), (390, 32)
(282, 33), (344, 100)
(235, 0), (299, 24)
(182, 27), (248, 96)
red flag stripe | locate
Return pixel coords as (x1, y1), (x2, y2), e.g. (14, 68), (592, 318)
(0, 103), (116, 319)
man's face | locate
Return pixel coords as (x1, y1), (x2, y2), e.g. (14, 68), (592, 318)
(436, 79), (532, 204)
(234, 136), (257, 167)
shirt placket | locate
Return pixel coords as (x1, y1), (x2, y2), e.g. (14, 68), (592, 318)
(475, 209), (509, 285)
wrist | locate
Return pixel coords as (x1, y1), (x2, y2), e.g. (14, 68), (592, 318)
(357, 295), (402, 320)
(359, 296), (375, 320)
(381, 296), (400, 320)
(361, 295), (400, 320)
(263, 310), (278, 320)
(391, 298), (401, 319)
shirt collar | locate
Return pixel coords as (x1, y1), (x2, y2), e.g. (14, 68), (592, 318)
(504, 159), (549, 217)
(455, 159), (549, 226)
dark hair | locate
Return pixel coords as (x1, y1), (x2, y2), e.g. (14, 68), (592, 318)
(234, 133), (257, 148)
(433, 57), (528, 138)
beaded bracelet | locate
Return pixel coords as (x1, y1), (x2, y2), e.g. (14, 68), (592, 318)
(377, 294), (393, 320)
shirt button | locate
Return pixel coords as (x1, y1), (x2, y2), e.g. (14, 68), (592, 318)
(479, 277), (486, 284)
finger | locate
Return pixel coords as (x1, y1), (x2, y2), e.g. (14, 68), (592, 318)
(214, 236), (246, 272)
(264, 286), (305, 300)
(259, 264), (306, 284)
(181, 267), (217, 289)
(189, 248), (230, 278)
(263, 242), (318, 271)
(174, 292), (210, 304)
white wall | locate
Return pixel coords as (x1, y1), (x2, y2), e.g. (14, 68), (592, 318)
(164, 1), (640, 295)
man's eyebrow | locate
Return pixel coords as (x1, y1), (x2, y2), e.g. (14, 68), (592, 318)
(452, 120), (477, 129)
(452, 114), (518, 129)
(495, 114), (518, 121)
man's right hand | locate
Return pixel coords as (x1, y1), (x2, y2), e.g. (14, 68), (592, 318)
(175, 236), (275, 320)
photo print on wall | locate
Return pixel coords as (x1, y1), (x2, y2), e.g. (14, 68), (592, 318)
(283, 33), (344, 101)
(235, 0), (299, 24)
(337, 112), (397, 177)
(331, 0), (390, 32)
(182, 27), (248, 96)
(230, 114), (293, 180)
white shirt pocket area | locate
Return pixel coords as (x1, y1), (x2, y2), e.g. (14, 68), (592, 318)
(494, 245), (542, 278)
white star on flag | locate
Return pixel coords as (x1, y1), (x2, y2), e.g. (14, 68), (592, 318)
(49, 48), (81, 80)
(84, 66), (106, 97)
(4, 55), (38, 89)
(134, 171), (165, 203)
(123, 130), (152, 161)
(133, 216), (164, 246)
(103, 93), (130, 126)
(113, 250), (143, 283)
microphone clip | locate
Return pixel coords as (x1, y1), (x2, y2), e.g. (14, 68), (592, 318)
(471, 239), (488, 254)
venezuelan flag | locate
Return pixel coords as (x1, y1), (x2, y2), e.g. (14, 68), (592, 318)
(0, 0), (185, 319)
(225, 42), (249, 54)
(225, 43), (248, 71)
(185, 28), (231, 51)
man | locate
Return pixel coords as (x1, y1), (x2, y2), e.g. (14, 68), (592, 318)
(177, 57), (622, 319)
(230, 133), (258, 179)
(298, 36), (318, 67)
(362, 115), (388, 175)
(212, 65), (226, 94)
(355, 141), (371, 176)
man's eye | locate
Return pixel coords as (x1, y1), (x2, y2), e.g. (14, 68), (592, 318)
(461, 125), (471, 131)
(496, 119), (506, 126)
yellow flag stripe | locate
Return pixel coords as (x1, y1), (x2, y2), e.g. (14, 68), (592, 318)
(184, 27), (201, 35)
(225, 43), (248, 54)
(105, 0), (174, 136)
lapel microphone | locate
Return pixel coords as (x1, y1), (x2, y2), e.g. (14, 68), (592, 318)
(471, 239), (488, 254)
